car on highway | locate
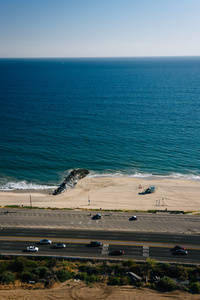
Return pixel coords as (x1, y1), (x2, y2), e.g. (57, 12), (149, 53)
(172, 249), (188, 255)
(39, 239), (52, 245)
(54, 243), (66, 248)
(93, 213), (101, 220)
(129, 216), (137, 221)
(111, 250), (124, 255)
(170, 245), (186, 251)
(27, 246), (39, 252)
(89, 241), (102, 247)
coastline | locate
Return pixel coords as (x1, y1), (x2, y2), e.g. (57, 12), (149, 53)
(0, 177), (199, 212)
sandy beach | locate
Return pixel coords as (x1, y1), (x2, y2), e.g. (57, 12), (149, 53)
(0, 177), (199, 212)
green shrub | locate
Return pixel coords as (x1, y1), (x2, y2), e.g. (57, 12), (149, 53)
(0, 261), (9, 275)
(158, 276), (177, 291)
(112, 265), (124, 276)
(107, 276), (120, 285)
(122, 260), (136, 268)
(145, 258), (157, 269)
(161, 263), (171, 274)
(176, 265), (188, 280)
(33, 267), (48, 279)
(190, 282), (200, 294)
(86, 275), (96, 283)
(78, 265), (87, 272)
(75, 272), (87, 281)
(1, 272), (15, 284)
(120, 276), (131, 285)
(86, 266), (100, 275)
(57, 269), (73, 282)
(45, 258), (58, 268)
(9, 257), (27, 272)
(21, 271), (35, 283)
(135, 281), (144, 287)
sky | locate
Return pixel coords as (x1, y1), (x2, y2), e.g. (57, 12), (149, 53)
(0, 0), (200, 58)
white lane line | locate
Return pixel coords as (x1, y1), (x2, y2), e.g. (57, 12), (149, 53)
(143, 246), (149, 257)
(101, 244), (109, 255)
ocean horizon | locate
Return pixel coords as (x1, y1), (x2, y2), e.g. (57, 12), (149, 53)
(0, 57), (200, 190)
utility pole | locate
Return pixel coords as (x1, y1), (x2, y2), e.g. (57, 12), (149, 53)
(30, 194), (32, 208)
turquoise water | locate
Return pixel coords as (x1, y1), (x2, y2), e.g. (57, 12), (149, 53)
(0, 57), (200, 189)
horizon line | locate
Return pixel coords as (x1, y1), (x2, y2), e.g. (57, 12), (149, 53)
(0, 55), (200, 59)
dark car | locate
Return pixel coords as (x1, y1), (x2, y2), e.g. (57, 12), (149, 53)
(93, 214), (101, 220)
(129, 216), (137, 221)
(39, 239), (52, 245)
(89, 241), (102, 247)
(170, 245), (186, 251)
(54, 243), (66, 248)
(172, 249), (188, 255)
(111, 250), (124, 255)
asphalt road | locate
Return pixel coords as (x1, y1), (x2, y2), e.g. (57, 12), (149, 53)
(0, 209), (199, 234)
(0, 209), (199, 263)
(0, 228), (199, 263)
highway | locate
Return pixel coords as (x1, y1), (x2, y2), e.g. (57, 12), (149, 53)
(0, 209), (199, 263)
(0, 228), (199, 263)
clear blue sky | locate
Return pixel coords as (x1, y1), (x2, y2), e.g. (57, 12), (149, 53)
(0, 0), (200, 58)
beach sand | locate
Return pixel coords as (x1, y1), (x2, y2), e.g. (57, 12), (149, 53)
(0, 177), (200, 212)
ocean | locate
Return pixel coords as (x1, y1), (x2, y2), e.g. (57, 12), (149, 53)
(0, 57), (200, 190)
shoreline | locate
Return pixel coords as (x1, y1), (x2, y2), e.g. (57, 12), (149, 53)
(0, 177), (200, 212)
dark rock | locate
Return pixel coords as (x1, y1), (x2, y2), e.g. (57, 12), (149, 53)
(53, 169), (89, 195)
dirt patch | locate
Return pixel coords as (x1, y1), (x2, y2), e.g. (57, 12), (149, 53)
(0, 280), (199, 300)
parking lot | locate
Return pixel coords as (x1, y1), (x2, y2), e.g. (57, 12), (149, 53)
(0, 209), (199, 234)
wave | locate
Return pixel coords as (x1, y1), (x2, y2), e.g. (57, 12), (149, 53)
(0, 180), (57, 191)
(87, 171), (200, 181)
(1, 171), (199, 191)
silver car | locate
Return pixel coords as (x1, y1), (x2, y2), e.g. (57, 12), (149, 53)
(27, 246), (39, 252)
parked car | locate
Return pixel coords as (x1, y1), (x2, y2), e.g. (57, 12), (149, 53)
(170, 245), (186, 251)
(111, 250), (124, 255)
(39, 239), (52, 244)
(93, 214), (101, 220)
(172, 249), (188, 255)
(27, 246), (39, 252)
(89, 241), (102, 247)
(54, 243), (66, 248)
(129, 216), (137, 221)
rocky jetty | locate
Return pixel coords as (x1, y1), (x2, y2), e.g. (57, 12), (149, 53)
(52, 169), (89, 195)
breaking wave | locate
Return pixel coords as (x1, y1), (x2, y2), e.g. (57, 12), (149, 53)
(1, 170), (200, 191)
(0, 180), (56, 191)
(87, 171), (200, 181)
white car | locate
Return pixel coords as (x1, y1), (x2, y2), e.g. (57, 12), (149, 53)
(27, 246), (39, 252)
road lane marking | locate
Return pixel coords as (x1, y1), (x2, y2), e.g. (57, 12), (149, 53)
(101, 244), (109, 255)
(143, 246), (149, 257)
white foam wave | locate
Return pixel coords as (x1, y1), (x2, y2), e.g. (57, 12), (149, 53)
(0, 180), (57, 191)
(87, 171), (200, 181)
(163, 173), (200, 180)
(1, 171), (199, 191)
